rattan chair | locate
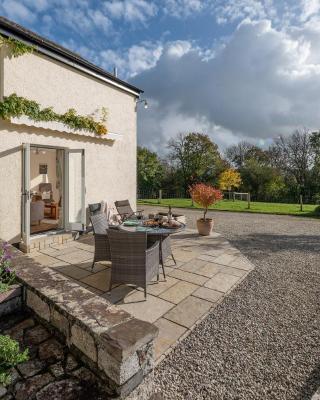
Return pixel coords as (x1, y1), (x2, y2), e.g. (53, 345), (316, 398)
(107, 229), (160, 298)
(114, 200), (144, 221)
(88, 203), (103, 216)
(90, 213), (111, 270)
(148, 234), (176, 278)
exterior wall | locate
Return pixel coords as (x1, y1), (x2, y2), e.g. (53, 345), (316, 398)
(0, 49), (137, 243)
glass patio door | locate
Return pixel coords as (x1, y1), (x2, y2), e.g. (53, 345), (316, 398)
(22, 143), (31, 246)
(64, 149), (86, 231)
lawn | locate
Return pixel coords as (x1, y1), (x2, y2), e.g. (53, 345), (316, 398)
(138, 198), (320, 218)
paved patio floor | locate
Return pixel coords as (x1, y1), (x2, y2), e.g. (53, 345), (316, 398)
(29, 229), (254, 362)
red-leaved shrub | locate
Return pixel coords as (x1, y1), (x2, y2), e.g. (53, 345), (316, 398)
(189, 183), (223, 220)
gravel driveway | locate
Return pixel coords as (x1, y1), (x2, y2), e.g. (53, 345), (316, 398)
(143, 207), (320, 400)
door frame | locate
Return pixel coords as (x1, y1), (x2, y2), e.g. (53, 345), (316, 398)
(22, 143), (86, 246)
(64, 148), (86, 231)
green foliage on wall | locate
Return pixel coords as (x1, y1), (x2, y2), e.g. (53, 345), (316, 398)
(0, 34), (34, 57)
(0, 93), (108, 135)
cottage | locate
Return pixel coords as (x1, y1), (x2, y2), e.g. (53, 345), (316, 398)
(0, 17), (142, 251)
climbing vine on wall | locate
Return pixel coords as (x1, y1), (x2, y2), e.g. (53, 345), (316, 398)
(0, 34), (34, 57)
(0, 93), (108, 135)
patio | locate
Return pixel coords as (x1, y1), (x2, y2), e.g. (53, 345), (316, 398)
(28, 229), (254, 363)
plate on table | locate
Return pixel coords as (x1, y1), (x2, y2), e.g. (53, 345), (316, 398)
(123, 220), (139, 227)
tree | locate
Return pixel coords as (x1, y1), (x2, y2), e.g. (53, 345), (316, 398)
(167, 133), (223, 194)
(218, 169), (242, 192)
(189, 183), (223, 220)
(270, 129), (313, 198)
(240, 158), (287, 201)
(137, 147), (164, 193)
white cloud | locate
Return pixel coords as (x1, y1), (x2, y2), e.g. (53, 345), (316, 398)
(100, 41), (163, 78)
(300, 0), (320, 21)
(22, 0), (49, 12)
(1, 0), (36, 23)
(163, 0), (204, 18)
(104, 0), (157, 23)
(167, 40), (192, 57)
(88, 9), (112, 33)
(132, 19), (320, 151)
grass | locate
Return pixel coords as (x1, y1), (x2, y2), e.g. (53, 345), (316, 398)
(138, 198), (320, 218)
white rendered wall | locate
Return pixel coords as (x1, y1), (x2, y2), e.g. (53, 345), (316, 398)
(0, 49), (137, 243)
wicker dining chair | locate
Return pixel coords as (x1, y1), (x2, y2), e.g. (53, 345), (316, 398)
(114, 200), (144, 221)
(148, 234), (176, 279)
(88, 202), (103, 216)
(90, 213), (111, 270)
(107, 229), (160, 298)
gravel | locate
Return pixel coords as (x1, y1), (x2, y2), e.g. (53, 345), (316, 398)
(145, 207), (320, 400)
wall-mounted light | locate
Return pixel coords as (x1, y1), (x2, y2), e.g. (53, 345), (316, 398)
(136, 99), (148, 109)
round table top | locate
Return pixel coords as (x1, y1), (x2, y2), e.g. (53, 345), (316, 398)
(119, 219), (186, 235)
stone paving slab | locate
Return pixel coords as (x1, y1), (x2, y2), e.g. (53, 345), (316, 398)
(204, 272), (241, 292)
(154, 318), (187, 360)
(164, 295), (212, 328)
(159, 281), (199, 304)
(30, 228), (254, 362)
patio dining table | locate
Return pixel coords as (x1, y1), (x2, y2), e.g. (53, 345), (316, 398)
(119, 218), (186, 277)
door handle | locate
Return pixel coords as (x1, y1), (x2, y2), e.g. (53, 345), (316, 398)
(22, 190), (31, 199)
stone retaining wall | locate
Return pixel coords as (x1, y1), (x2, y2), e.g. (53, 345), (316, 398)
(3, 241), (158, 399)
(0, 284), (22, 317)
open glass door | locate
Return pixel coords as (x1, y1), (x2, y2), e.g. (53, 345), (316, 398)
(64, 149), (85, 231)
(22, 143), (30, 247)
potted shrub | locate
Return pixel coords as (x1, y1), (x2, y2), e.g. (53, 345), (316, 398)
(189, 183), (223, 235)
(0, 242), (21, 317)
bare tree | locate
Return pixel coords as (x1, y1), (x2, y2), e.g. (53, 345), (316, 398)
(225, 141), (257, 168)
(271, 129), (313, 192)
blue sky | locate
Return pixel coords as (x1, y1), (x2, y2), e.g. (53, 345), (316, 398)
(1, 0), (320, 152)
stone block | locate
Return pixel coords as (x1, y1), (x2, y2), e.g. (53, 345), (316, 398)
(98, 346), (140, 385)
(14, 372), (54, 400)
(0, 285), (22, 318)
(39, 338), (65, 361)
(121, 370), (153, 400)
(51, 308), (70, 339)
(26, 289), (50, 321)
(71, 323), (97, 363)
(101, 318), (158, 362)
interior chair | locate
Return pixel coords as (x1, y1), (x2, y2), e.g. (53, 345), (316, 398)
(90, 213), (111, 270)
(114, 200), (144, 221)
(39, 183), (53, 203)
(39, 183), (54, 218)
(30, 200), (45, 225)
(107, 229), (159, 298)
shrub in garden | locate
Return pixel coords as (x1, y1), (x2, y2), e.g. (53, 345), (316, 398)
(189, 183), (223, 220)
(0, 335), (29, 386)
(0, 242), (15, 294)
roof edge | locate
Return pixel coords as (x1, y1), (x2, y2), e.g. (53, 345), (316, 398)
(0, 16), (143, 96)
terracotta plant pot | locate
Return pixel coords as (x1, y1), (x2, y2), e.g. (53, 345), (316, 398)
(196, 218), (214, 236)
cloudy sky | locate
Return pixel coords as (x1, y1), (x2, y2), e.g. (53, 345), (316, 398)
(1, 0), (320, 152)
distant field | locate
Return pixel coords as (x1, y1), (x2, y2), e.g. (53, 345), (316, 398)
(138, 198), (320, 218)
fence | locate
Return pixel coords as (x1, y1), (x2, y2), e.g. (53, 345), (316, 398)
(138, 189), (315, 207)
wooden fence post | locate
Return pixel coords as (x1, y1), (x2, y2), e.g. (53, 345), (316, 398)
(300, 194), (303, 211)
(247, 193), (251, 209)
(158, 189), (162, 204)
